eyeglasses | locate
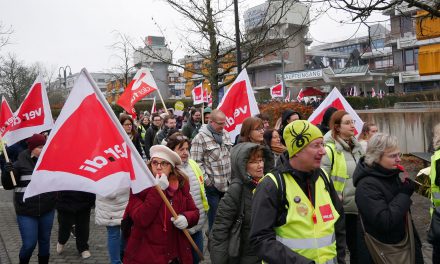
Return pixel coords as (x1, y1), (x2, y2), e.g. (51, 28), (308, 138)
(385, 152), (402, 159)
(341, 120), (356, 125)
(253, 127), (264, 132)
(153, 119), (162, 122)
(151, 160), (171, 167)
(123, 123), (133, 127)
(212, 120), (226, 126)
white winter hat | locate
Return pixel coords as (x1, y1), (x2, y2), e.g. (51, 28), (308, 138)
(149, 145), (182, 167)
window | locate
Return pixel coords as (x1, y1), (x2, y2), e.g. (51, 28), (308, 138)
(404, 48), (418, 71)
(400, 15), (415, 36)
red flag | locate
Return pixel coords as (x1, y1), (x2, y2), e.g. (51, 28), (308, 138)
(203, 89), (209, 103)
(297, 88), (305, 102)
(117, 68), (158, 116)
(371, 88), (376, 97)
(151, 96), (157, 113)
(217, 69), (259, 141)
(3, 76), (53, 146)
(24, 69), (154, 200)
(308, 87), (363, 137)
(270, 82), (283, 98)
(0, 97), (13, 137)
(192, 83), (204, 105)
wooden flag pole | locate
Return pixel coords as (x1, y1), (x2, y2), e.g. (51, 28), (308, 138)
(156, 90), (169, 116)
(154, 185), (204, 260)
(0, 138), (16, 186)
(201, 103), (205, 125)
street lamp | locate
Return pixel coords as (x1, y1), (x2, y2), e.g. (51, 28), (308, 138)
(58, 66), (72, 89)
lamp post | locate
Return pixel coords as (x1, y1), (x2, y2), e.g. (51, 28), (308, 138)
(234, 0), (242, 73)
(58, 66), (72, 89)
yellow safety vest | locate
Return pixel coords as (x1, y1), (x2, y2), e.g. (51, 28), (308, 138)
(325, 143), (349, 197)
(266, 172), (339, 264)
(430, 150), (440, 212)
(138, 125), (147, 141)
(188, 159), (209, 211)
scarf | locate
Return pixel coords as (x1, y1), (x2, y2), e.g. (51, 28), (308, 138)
(207, 124), (223, 145)
(336, 136), (355, 151)
(271, 144), (286, 155)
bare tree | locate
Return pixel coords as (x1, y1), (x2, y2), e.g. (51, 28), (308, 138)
(0, 54), (38, 110)
(108, 31), (136, 88)
(0, 22), (13, 51)
(325, 0), (439, 21)
(135, 0), (314, 107)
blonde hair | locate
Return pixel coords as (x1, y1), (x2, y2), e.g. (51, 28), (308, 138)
(365, 133), (398, 166)
(433, 123), (440, 150)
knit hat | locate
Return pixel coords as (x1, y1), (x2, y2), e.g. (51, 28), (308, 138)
(150, 145), (182, 167)
(26, 134), (46, 151)
(283, 120), (323, 157)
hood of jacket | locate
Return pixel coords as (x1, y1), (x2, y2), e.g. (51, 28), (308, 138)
(281, 110), (301, 127)
(353, 156), (402, 187)
(230, 142), (271, 182)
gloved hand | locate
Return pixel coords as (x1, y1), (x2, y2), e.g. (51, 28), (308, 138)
(399, 179), (415, 196)
(171, 215), (188, 230)
(154, 173), (169, 191)
(4, 162), (13, 173)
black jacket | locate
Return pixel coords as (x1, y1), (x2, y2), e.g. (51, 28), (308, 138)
(144, 124), (159, 159)
(56, 191), (95, 213)
(210, 143), (272, 264)
(249, 153), (346, 264)
(181, 119), (201, 140)
(1, 149), (56, 216)
(353, 157), (424, 264)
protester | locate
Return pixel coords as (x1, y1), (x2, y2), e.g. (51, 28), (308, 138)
(56, 191), (95, 259)
(1, 134), (56, 264)
(120, 114), (143, 156)
(210, 143), (270, 264)
(239, 117), (274, 172)
(153, 115), (177, 145)
(123, 145), (199, 264)
(278, 109), (301, 145)
(358, 122), (378, 152)
(137, 114), (150, 150)
(250, 120), (346, 263)
(263, 129), (286, 167)
(95, 187), (130, 264)
(191, 109), (232, 230)
(430, 123), (440, 262)
(317, 107), (337, 135)
(145, 112), (162, 159)
(182, 108), (202, 139)
(353, 133), (424, 263)
(203, 107), (212, 124)
(321, 110), (364, 263)
(166, 132), (209, 264)
(255, 113), (270, 130)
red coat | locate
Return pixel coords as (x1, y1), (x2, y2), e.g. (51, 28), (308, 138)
(123, 180), (199, 264)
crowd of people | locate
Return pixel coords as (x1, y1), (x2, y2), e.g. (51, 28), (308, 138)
(1, 105), (440, 264)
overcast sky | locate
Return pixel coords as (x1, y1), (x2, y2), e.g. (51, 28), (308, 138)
(0, 0), (388, 74)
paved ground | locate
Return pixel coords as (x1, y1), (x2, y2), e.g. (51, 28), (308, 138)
(0, 173), (434, 263)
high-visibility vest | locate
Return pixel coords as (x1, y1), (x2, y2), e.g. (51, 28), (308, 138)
(188, 159), (209, 212)
(430, 150), (440, 212)
(266, 172), (339, 264)
(325, 143), (349, 197)
(138, 125), (147, 141)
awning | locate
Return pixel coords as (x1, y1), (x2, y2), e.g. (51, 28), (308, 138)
(302, 87), (325, 96)
(419, 43), (440, 76)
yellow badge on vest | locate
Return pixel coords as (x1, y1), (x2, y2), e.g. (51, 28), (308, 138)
(296, 203), (309, 217)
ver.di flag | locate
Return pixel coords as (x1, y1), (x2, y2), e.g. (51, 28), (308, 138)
(3, 76), (53, 146)
(270, 82), (283, 98)
(117, 68), (158, 117)
(297, 88), (305, 102)
(192, 83), (205, 105)
(308, 87), (363, 137)
(0, 96), (13, 137)
(24, 69), (155, 200)
(217, 69), (259, 141)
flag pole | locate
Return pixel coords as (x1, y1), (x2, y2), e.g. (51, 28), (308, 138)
(156, 89), (169, 116)
(155, 185), (204, 260)
(201, 103), (205, 125)
(0, 138), (16, 186)
(84, 69), (202, 257)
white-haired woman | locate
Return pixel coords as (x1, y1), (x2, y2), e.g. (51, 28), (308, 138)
(430, 123), (440, 263)
(353, 133), (423, 264)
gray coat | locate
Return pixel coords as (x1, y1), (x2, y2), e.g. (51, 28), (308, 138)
(209, 142), (271, 264)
